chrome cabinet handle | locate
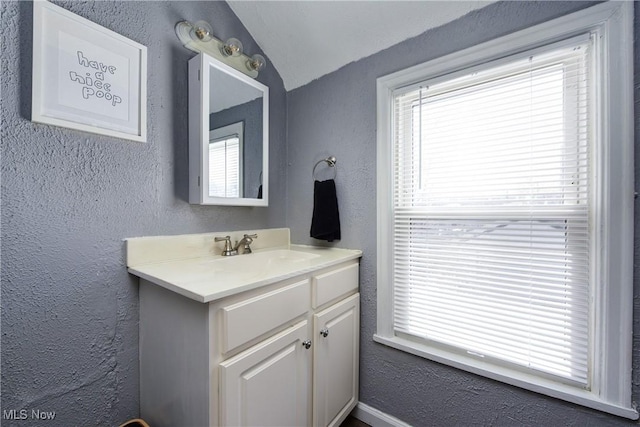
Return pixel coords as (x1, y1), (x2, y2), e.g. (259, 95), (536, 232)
(302, 340), (312, 349)
(320, 328), (329, 338)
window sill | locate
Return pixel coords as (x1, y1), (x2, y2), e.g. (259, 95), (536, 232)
(373, 334), (638, 420)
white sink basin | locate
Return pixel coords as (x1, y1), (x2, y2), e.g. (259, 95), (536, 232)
(203, 249), (321, 273)
(127, 239), (361, 303)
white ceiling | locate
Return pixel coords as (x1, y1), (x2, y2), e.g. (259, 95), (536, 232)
(228, 1), (495, 91)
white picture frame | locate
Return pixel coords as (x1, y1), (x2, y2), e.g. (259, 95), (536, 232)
(32, 0), (147, 142)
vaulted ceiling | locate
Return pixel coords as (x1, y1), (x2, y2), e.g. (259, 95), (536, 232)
(228, 1), (495, 91)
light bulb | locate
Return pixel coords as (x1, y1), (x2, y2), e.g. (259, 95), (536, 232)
(247, 54), (266, 72)
(189, 20), (213, 42)
(221, 38), (243, 57)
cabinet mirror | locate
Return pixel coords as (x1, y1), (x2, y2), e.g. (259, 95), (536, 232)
(189, 53), (268, 206)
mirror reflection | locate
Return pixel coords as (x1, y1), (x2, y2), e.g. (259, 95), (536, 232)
(208, 67), (264, 200)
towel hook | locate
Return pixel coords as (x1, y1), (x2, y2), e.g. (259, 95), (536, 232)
(312, 156), (337, 180)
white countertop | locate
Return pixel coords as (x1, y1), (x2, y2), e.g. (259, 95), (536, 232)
(127, 244), (362, 303)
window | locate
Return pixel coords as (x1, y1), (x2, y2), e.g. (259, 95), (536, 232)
(209, 122), (243, 198)
(396, 38), (591, 385)
(375, 2), (635, 419)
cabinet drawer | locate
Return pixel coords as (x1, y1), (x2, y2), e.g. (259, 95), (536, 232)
(312, 263), (359, 309)
(221, 280), (310, 354)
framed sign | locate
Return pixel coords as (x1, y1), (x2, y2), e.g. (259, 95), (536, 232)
(32, 1), (147, 142)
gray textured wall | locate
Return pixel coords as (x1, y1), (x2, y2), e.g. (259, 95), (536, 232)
(1, 1), (287, 425)
(287, 1), (640, 425)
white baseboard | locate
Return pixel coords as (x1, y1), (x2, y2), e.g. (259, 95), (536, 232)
(351, 402), (412, 427)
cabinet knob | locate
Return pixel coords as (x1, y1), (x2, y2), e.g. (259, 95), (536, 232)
(302, 340), (312, 350)
(320, 328), (329, 338)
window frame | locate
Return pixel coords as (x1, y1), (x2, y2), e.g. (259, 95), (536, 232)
(375, 1), (635, 419)
(208, 121), (244, 198)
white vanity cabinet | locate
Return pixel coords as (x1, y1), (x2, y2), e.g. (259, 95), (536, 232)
(220, 320), (312, 427)
(313, 293), (360, 427)
(138, 259), (360, 427)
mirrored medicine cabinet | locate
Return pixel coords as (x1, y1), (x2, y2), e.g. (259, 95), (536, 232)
(188, 53), (269, 206)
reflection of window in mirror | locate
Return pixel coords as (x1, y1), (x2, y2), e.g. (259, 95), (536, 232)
(209, 122), (243, 198)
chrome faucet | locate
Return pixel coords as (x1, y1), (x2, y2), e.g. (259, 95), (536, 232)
(214, 236), (237, 256)
(234, 234), (258, 254)
(214, 234), (258, 256)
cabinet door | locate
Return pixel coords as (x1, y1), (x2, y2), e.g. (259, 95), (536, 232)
(220, 320), (312, 427)
(313, 293), (360, 427)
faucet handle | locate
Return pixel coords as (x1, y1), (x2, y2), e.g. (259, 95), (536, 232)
(214, 236), (237, 256)
(243, 233), (258, 241)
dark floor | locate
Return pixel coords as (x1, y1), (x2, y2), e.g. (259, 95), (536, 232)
(340, 415), (371, 427)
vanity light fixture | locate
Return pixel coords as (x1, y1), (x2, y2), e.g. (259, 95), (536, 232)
(189, 20), (213, 42)
(221, 38), (243, 57)
(247, 54), (266, 72)
(175, 20), (266, 78)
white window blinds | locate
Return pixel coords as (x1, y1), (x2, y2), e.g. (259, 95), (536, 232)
(391, 38), (592, 385)
(209, 136), (240, 198)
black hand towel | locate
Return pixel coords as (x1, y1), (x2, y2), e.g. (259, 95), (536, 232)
(310, 179), (341, 242)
